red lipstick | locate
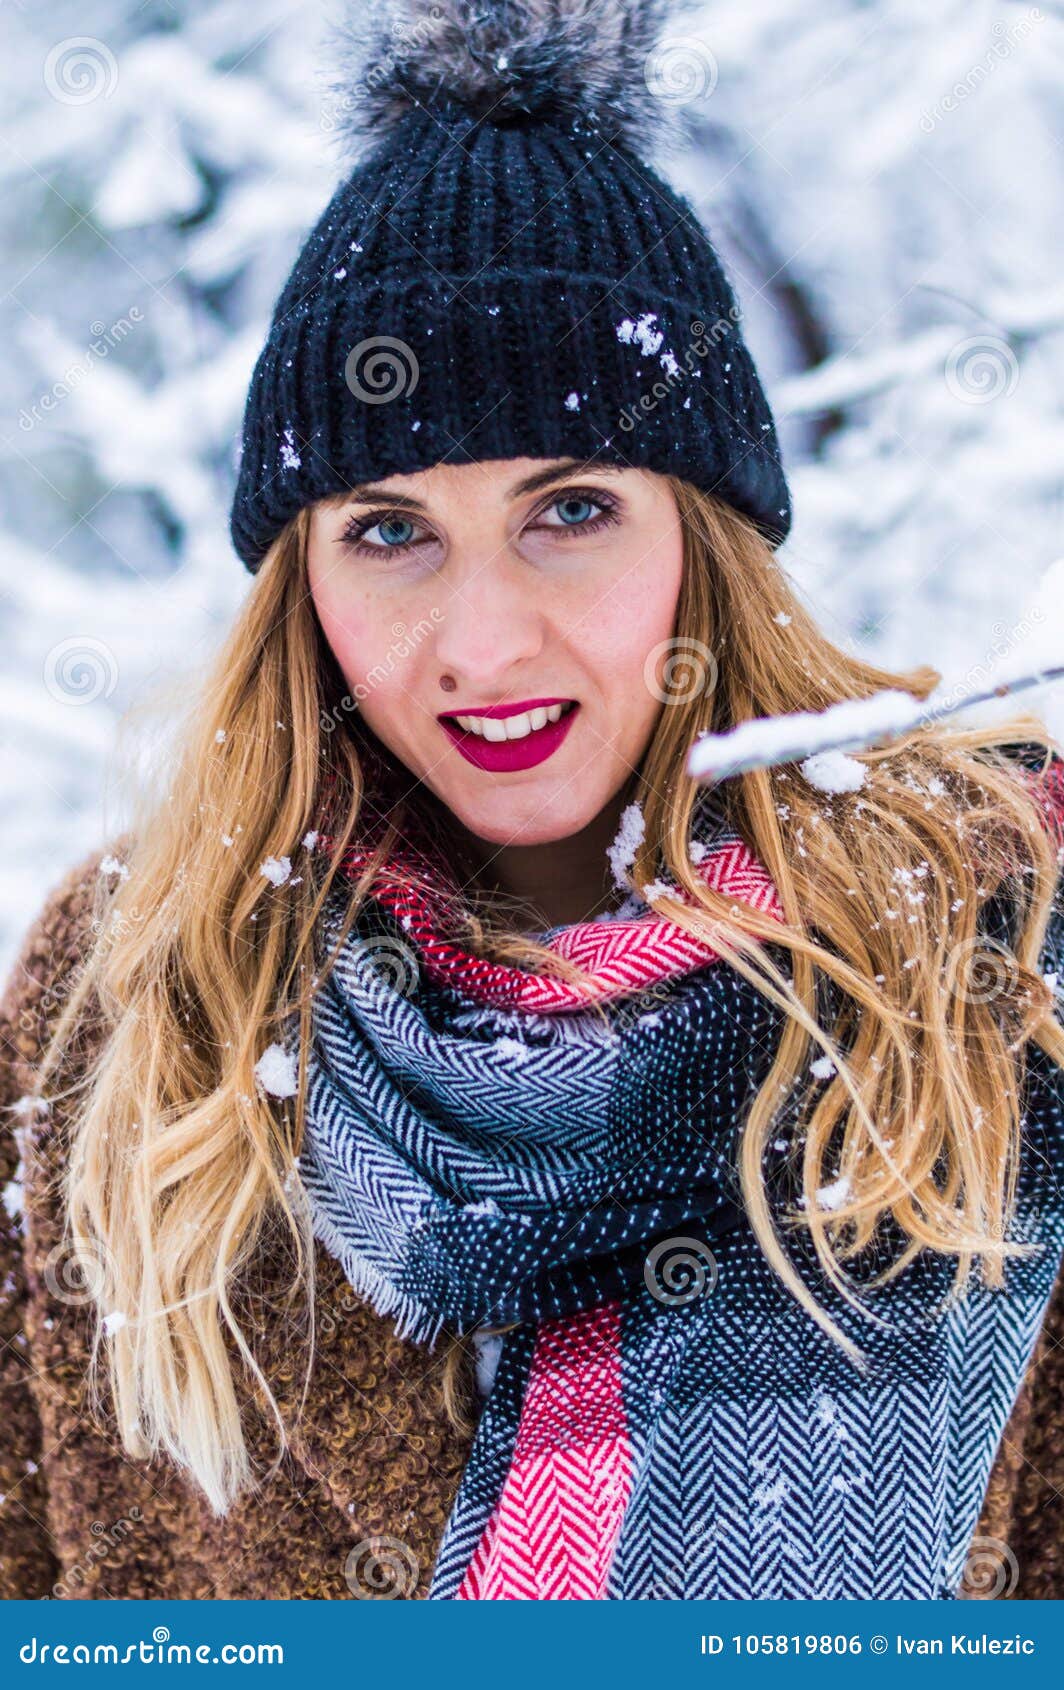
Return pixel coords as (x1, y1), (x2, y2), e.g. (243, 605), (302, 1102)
(437, 697), (579, 772)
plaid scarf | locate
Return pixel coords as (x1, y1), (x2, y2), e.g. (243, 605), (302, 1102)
(294, 792), (1064, 1600)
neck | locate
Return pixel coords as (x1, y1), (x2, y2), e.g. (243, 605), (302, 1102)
(442, 788), (637, 933)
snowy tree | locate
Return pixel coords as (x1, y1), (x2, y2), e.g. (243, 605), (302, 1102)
(1, 0), (335, 963)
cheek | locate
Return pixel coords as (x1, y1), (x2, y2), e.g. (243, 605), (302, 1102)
(314, 595), (361, 673)
(310, 577), (429, 749)
(310, 569), (381, 683)
(575, 528), (685, 715)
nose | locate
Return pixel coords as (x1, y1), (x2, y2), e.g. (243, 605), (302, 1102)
(432, 561), (546, 696)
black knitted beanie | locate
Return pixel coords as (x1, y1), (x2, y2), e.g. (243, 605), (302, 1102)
(229, 0), (792, 572)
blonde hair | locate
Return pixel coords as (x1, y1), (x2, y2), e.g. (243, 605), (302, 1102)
(35, 487), (1064, 1508)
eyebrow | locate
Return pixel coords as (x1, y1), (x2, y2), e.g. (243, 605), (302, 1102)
(339, 457), (626, 512)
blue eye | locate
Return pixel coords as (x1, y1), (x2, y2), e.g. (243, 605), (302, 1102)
(536, 489), (622, 538)
(364, 516), (416, 547)
(340, 512), (429, 556)
(556, 496), (596, 525)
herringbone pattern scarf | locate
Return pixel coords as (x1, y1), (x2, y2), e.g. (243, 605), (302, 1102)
(294, 805), (1064, 1600)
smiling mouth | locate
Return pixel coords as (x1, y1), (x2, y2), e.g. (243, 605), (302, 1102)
(438, 699), (579, 771)
(445, 700), (576, 741)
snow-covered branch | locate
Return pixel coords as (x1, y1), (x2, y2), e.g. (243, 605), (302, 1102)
(687, 667), (1064, 788)
(687, 561), (1064, 788)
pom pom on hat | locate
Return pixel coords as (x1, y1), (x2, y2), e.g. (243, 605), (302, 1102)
(328, 0), (691, 157)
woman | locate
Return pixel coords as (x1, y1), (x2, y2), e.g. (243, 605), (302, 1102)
(3, 0), (1064, 1601)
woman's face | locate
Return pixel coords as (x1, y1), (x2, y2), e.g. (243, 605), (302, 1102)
(306, 457), (685, 847)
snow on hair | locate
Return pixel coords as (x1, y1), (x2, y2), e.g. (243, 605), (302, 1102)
(327, 0), (693, 158)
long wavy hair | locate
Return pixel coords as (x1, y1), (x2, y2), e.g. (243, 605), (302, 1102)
(35, 482), (1064, 1511)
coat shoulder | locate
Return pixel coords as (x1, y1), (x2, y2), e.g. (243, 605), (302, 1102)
(0, 836), (476, 1598)
(0, 839), (132, 1597)
(1, 835), (133, 1093)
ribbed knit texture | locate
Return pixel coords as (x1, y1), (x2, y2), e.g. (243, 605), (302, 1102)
(230, 93), (791, 569)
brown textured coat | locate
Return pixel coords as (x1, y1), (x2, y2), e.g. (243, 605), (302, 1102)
(2, 846), (1062, 1600)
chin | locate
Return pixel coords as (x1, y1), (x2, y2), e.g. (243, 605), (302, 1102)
(445, 791), (599, 849)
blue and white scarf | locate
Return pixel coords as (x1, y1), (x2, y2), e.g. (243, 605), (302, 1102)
(293, 813), (1064, 1600)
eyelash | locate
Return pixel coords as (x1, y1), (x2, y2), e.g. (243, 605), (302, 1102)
(338, 487), (623, 558)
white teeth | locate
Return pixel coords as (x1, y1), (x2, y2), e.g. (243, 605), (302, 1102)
(450, 702), (573, 740)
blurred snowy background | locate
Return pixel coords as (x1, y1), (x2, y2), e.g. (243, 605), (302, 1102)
(1, 0), (1062, 973)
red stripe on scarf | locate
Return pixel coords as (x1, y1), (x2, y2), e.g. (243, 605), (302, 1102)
(334, 833), (784, 1012)
(457, 1301), (631, 1600)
